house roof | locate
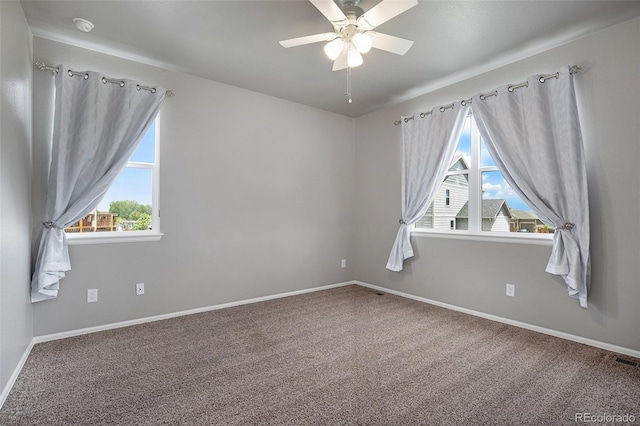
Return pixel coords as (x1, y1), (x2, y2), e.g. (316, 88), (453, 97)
(456, 199), (512, 220)
(448, 155), (469, 171)
(510, 209), (538, 220)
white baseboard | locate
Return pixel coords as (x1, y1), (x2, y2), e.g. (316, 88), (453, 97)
(9, 278), (636, 411)
(354, 280), (640, 359)
(2, 280), (355, 409)
(0, 339), (34, 409)
(29, 278), (640, 357)
(34, 280), (356, 344)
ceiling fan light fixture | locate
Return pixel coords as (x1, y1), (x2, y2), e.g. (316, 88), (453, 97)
(324, 38), (345, 60)
(352, 32), (373, 54)
(347, 44), (363, 68)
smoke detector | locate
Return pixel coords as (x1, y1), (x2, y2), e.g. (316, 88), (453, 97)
(73, 18), (94, 33)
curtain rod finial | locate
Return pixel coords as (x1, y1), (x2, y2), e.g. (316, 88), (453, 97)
(34, 61), (59, 74)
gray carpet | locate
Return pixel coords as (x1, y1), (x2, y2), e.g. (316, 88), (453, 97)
(1, 285), (639, 425)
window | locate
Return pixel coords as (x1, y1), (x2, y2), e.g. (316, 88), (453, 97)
(65, 119), (161, 243)
(414, 113), (553, 239)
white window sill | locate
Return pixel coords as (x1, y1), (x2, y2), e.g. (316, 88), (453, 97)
(410, 229), (553, 246)
(66, 232), (164, 245)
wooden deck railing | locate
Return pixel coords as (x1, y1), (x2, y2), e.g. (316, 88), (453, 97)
(65, 212), (118, 233)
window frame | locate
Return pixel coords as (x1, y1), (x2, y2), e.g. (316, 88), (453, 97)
(66, 117), (163, 245)
(411, 112), (553, 245)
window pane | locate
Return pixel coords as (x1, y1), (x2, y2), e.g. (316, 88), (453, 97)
(417, 119), (472, 231)
(480, 138), (496, 167)
(129, 121), (155, 163)
(481, 170), (551, 234)
(65, 168), (153, 234)
(65, 120), (158, 235)
(100, 167), (153, 232)
(415, 174), (469, 231)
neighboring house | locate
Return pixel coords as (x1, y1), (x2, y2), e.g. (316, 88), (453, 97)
(415, 155), (517, 232)
(416, 156), (469, 230)
(510, 209), (553, 233)
(456, 199), (512, 232)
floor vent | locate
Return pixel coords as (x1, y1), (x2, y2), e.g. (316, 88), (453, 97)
(614, 356), (639, 368)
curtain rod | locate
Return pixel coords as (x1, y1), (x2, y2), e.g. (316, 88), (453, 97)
(393, 65), (581, 126)
(34, 61), (174, 97)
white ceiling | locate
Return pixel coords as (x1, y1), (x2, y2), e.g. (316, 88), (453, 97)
(20, 0), (640, 118)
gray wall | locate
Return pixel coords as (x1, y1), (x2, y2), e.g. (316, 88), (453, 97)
(0, 1), (34, 393)
(354, 17), (640, 352)
(26, 16), (640, 355)
(32, 38), (355, 336)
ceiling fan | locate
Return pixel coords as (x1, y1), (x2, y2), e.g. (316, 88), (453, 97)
(279, 0), (418, 71)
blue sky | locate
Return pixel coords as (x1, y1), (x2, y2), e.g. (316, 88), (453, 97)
(98, 122), (155, 212)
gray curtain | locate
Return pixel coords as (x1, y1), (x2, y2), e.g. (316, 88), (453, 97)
(31, 65), (166, 302)
(472, 66), (590, 307)
(387, 105), (467, 271)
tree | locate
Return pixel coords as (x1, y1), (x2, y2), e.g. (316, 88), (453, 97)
(109, 200), (152, 221)
(133, 213), (152, 230)
(109, 200), (152, 231)
(109, 200), (140, 220)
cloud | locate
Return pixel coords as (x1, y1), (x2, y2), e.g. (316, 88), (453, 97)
(483, 180), (517, 200)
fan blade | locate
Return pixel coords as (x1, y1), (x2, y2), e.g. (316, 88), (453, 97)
(332, 48), (348, 71)
(279, 32), (336, 48)
(309, 0), (349, 27)
(370, 32), (414, 55)
(357, 0), (418, 30)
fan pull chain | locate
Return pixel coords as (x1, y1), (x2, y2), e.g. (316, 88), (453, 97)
(346, 66), (353, 104)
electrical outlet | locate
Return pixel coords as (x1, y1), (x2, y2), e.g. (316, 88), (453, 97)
(341, 259), (346, 268)
(506, 283), (515, 297)
(136, 283), (144, 296)
(87, 288), (98, 303)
